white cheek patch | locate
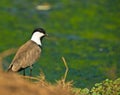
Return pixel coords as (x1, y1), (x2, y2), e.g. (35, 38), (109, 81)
(31, 32), (44, 46)
(33, 32), (44, 38)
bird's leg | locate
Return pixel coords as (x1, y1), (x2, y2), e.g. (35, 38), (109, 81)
(23, 69), (25, 76)
(30, 65), (33, 77)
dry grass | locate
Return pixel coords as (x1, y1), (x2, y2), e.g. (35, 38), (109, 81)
(0, 49), (77, 95)
(0, 70), (77, 95)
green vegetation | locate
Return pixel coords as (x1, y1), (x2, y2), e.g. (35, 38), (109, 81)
(75, 78), (120, 95)
(0, 0), (120, 89)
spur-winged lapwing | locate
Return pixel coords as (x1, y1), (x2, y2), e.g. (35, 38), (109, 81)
(8, 28), (47, 76)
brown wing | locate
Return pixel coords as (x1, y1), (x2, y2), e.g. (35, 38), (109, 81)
(8, 40), (41, 72)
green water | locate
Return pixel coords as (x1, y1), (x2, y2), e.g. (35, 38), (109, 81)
(0, 0), (120, 88)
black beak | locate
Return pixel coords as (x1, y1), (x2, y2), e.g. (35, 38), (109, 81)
(45, 34), (48, 36)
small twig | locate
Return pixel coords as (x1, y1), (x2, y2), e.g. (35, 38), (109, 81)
(62, 56), (69, 83)
(0, 48), (17, 69)
(0, 48), (17, 58)
(21, 75), (40, 81)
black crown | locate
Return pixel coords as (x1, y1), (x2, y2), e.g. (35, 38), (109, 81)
(32, 28), (46, 34)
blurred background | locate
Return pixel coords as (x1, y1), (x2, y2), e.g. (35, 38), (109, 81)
(0, 0), (120, 88)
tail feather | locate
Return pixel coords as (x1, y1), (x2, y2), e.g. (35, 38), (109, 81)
(7, 68), (13, 72)
(7, 65), (13, 72)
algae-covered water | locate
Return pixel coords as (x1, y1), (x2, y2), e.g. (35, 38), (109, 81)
(0, 0), (120, 88)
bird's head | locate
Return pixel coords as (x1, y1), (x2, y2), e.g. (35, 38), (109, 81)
(31, 28), (48, 46)
(32, 28), (48, 38)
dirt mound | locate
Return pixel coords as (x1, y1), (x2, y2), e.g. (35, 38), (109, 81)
(0, 70), (75, 95)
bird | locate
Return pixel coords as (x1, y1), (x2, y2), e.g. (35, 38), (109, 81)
(7, 28), (47, 76)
